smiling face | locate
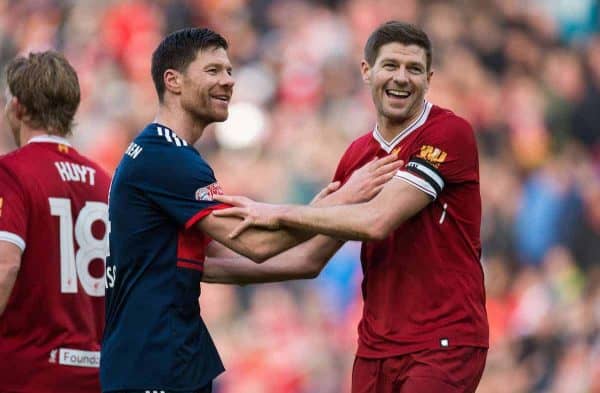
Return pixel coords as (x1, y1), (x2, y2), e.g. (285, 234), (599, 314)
(362, 42), (432, 131)
(179, 46), (234, 124)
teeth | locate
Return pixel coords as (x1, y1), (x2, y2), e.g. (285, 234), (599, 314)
(387, 90), (409, 98)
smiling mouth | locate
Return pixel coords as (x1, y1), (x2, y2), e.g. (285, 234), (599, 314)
(212, 95), (231, 103)
(385, 89), (411, 99)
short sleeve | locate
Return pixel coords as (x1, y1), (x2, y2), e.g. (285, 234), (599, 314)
(394, 116), (478, 200)
(0, 165), (27, 250)
(135, 149), (228, 229)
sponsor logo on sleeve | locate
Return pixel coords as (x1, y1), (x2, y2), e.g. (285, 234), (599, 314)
(0, 197), (3, 217)
(417, 145), (447, 167)
(195, 182), (224, 201)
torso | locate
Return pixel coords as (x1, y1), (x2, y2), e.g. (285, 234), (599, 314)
(0, 137), (110, 393)
(333, 103), (488, 358)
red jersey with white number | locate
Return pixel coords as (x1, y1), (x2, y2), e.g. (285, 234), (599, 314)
(0, 135), (110, 393)
(333, 103), (488, 358)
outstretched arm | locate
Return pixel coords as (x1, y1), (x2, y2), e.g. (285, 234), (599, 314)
(214, 177), (431, 241)
(197, 154), (402, 262)
(202, 235), (344, 284)
(202, 155), (402, 283)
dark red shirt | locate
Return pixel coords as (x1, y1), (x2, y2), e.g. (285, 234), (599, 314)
(0, 136), (110, 393)
(333, 103), (488, 358)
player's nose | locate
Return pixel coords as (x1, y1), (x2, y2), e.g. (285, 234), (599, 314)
(220, 72), (235, 88)
(392, 66), (409, 84)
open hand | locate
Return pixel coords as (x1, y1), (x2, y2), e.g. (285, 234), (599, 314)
(213, 195), (285, 238)
(338, 154), (404, 204)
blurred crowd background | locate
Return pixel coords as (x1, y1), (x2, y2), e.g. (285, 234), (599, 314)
(1, 0), (600, 391)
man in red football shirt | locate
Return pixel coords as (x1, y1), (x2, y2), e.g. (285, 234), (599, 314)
(0, 51), (110, 392)
(209, 21), (488, 393)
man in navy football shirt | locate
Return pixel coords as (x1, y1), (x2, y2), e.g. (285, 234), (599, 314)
(212, 22), (488, 393)
(101, 27), (402, 393)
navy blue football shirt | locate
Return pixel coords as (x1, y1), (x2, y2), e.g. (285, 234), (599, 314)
(101, 123), (226, 392)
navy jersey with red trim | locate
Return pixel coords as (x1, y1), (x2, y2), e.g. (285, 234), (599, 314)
(333, 103), (488, 358)
(101, 123), (226, 392)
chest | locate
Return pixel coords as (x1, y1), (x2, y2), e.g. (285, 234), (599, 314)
(340, 136), (421, 183)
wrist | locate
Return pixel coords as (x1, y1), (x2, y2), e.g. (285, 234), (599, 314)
(277, 204), (297, 227)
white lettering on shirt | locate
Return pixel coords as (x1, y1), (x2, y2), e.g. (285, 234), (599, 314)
(125, 142), (143, 159)
(54, 162), (96, 186)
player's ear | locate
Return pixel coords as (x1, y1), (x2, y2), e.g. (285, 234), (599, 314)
(163, 69), (182, 96)
(10, 97), (27, 121)
(360, 60), (371, 85)
(424, 69), (433, 93)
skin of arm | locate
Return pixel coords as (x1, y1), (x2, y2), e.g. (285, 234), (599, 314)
(196, 214), (313, 263)
(279, 179), (431, 240)
(201, 154), (403, 283)
(0, 241), (22, 316)
(197, 153), (403, 263)
(202, 235), (344, 285)
(215, 178), (431, 242)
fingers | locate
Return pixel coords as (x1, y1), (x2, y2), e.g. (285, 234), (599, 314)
(212, 207), (247, 218)
(373, 170), (398, 186)
(310, 181), (341, 204)
(325, 181), (341, 193)
(371, 153), (399, 169)
(375, 159), (404, 177)
(228, 218), (253, 239)
(213, 195), (249, 207)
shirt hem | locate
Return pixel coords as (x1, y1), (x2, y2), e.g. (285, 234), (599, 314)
(356, 337), (489, 359)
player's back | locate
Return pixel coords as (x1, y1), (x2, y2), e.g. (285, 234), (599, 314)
(0, 136), (110, 393)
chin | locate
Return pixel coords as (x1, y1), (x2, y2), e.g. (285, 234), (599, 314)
(213, 111), (229, 122)
(382, 108), (411, 123)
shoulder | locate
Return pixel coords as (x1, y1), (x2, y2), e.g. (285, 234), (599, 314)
(429, 106), (474, 136)
(0, 146), (34, 176)
(421, 106), (476, 148)
(343, 131), (374, 156)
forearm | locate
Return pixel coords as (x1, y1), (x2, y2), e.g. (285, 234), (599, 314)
(234, 226), (314, 262)
(203, 235), (344, 285)
(277, 202), (383, 241)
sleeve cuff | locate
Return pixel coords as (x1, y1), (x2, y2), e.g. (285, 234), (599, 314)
(184, 203), (231, 230)
(394, 171), (438, 199)
(0, 231), (25, 251)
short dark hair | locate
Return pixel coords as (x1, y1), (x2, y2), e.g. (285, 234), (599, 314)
(5, 51), (80, 136)
(364, 21), (432, 70)
(151, 27), (228, 101)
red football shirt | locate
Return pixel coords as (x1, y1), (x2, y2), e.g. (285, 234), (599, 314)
(0, 135), (110, 393)
(333, 103), (488, 358)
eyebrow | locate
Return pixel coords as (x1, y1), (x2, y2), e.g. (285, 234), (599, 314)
(380, 58), (425, 67)
(203, 63), (233, 70)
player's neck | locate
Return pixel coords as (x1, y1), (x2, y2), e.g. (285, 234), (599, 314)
(19, 125), (58, 146)
(376, 103), (426, 143)
(155, 106), (206, 145)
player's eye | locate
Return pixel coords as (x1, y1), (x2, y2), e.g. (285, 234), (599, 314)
(383, 63), (396, 70)
(206, 68), (217, 75)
